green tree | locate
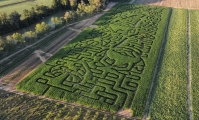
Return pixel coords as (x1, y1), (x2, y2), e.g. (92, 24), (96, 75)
(60, 0), (70, 9)
(25, 31), (37, 42)
(0, 12), (10, 35)
(6, 35), (15, 51)
(0, 12), (8, 24)
(69, 0), (77, 10)
(0, 37), (5, 51)
(77, 1), (86, 12)
(51, 17), (62, 28)
(23, 9), (30, 20)
(51, 0), (61, 10)
(35, 22), (50, 35)
(64, 11), (70, 22)
(9, 11), (21, 29)
(12, 33), (25, 44)
(84, 5), (96, 15)
(35, 5), (49, 16)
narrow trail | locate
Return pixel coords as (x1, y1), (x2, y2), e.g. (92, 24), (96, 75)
(187, 9), (193, 120)
(142, 8), (172, 120)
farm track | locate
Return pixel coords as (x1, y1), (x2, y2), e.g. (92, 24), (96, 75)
(187, 9), (193, 120)
(142, 8), (172, 120)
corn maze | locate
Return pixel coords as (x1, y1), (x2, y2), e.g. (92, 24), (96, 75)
(17, 4), (170, 117)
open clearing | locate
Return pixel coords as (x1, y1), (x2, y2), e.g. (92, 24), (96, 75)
(135, 0), (199, 9)
(17, 4), (170, 118)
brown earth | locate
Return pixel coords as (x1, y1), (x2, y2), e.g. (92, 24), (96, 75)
(135, 0), (199, 9)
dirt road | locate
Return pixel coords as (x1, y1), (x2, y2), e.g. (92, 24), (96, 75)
(0, 2), (117, 91)
(135, 0), (199, 9)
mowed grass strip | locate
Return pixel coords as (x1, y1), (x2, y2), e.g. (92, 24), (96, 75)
(190, 10), (199, 120)
(148, 9), (189, 119)
(17, 4), (170, 117)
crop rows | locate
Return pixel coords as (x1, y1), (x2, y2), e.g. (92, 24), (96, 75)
(0, 90), (132, 120)
(190, 10), (199, 120)
(17, 4), (170, 117)
(148, 9), (189, 119)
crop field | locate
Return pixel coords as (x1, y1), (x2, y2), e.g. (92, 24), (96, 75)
(148, 9), (189, 119)
(16, 3), (170, 118)
(190, 10), (199, 119)
(0, 0), (51, 18)
(0, 90), (131, 120)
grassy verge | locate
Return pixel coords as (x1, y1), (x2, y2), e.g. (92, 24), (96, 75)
(17, 4), (170, 117)
(148, 9), (189, 119)
(190, 10), (199, 120)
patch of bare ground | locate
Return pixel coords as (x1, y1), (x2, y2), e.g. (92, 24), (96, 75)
(135, 0), (199, 10)
(117, 109), (132, 117)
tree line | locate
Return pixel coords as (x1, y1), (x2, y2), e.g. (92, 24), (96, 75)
(0, 0), (109, 57)
(0, 0), (76, 35)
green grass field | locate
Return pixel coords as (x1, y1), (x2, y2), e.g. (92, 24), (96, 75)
(0, 0), (24, 6)
(0, 0), (51, 19)
(190, 10), (199, 120)
(16, 4), (170, 117)
(148, 9), (189, 119)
